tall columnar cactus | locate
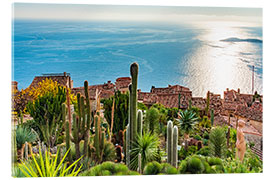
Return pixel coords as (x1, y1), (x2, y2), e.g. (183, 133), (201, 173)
(167, 120), (173, 164)
(205, 91), (210, 116)
(210, 109), (214, 126)
(137, 110), (143, 137)
(188, 99), (192, 110)
(65, 80), (91, 160)
(172, 125), (178, 168)
(130, 62), (138, 147)
(83, 81), (91, 156)
(94, 115), (100, 160)
(126, 124), (130, 167)
(138, 153), (142, 174)
(93, 114), (106, 162)
(25, 142), (28, 160)
(63, 103), (71, 162)
(178, 93), (181, 109)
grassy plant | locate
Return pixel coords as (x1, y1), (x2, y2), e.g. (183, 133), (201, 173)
(18, 148), (82, 177)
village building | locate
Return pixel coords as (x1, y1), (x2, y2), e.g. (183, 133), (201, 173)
(21, 73), (263, 151)
(29, 72), (73, 89)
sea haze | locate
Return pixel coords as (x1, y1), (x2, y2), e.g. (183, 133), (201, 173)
(12, 20), (262, 97)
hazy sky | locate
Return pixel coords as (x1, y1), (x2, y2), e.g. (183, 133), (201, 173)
(13, 3), (262, 26)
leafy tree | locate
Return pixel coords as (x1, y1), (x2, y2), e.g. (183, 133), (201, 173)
(102, 91), (129, 134)
(138, 102), (148, 111)
(209, 127), (227, 158)
(27, 86), (66, 148)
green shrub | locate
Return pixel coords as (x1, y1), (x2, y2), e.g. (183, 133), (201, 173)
(208, 157), (223, 166)
(161, 163), (178, 174)
(194, 134), (202, 141)
(196, 146), (209, 156)
(143, 161), (162, 175)
(203, 139), (208, 146)
(80, 162), (139, 176)
(103, 141), (116, 161)
(203, 131), (209, 139)
(187, 156), (205, 174)
(178, 145), (197, 160)
(178, 160), (187, 173)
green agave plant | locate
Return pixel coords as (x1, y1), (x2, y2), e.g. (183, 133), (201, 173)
(176, 110), (199, 137)
(130, 132), (160, 171)
(18, 148), (82, 177)
(16, 126), (37, 149)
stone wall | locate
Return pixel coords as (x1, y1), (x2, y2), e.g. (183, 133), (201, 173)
(244, 133), (263, 151)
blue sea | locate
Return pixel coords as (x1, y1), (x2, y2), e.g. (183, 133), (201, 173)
(12, 20), (262, 97)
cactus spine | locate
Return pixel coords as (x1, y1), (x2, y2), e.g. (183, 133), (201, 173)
(210, 109), (214, 126)
(130, 62), (138, 147)
(137, 110), (143, 137)
(167, 120), (173, 164)
(172, 125), (178, 168)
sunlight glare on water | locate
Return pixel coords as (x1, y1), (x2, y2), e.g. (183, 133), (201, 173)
(182, 21), (262, 97)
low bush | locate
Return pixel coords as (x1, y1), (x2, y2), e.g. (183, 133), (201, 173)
(143, 161), (162, 175)
(143, 161), (177, 175)
(80, 162), (139, 176)
(196, 146), (209, 156)
(186, 156), (205, 174)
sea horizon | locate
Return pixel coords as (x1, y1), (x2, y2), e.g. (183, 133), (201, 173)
(12, 19), (263, 97)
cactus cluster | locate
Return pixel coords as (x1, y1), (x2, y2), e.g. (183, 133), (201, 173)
(167, 120), (178, 167)
(65, 80), (91, 161)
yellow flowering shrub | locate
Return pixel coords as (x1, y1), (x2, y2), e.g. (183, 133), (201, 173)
(12, 78), (77, 114)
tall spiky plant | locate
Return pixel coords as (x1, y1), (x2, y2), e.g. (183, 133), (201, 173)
(209, 127), (227, 158)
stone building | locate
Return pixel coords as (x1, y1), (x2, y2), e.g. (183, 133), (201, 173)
(29, 72), (73, 89)
(138, 85), (192, 108)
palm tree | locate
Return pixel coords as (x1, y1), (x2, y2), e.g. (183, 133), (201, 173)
(176, 110), (199, 149)
(130, 132), (160, 171)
